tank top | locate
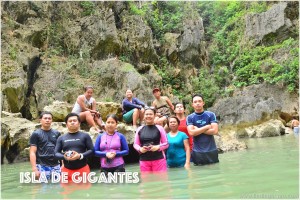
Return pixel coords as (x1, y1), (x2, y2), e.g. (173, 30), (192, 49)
(72, 95), (95, 114)
(153, 96), (171, 116)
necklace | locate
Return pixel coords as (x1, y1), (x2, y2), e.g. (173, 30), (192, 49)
(105, 132), (115, 151)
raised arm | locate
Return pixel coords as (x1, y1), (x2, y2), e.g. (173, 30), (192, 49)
(165, 97), (174, 111)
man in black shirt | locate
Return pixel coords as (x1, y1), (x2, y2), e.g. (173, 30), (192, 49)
(55, 113), (94, 182)
(29, 111), (61, 179)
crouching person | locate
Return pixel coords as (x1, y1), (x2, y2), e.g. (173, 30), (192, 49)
(55, 113), (94, 183)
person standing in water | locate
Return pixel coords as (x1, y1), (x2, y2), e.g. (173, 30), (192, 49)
(166, 116), (190, 168)
(72, 86), (104, 132)
(94, 114), (129, 175)
(291, 116), (299, 135)
(29, 111), (61, 179)
(55, 113), (94, 182)
(122, 89), (145, 130)
(134, 107), (169, 173)
(187, 94), (219, 165)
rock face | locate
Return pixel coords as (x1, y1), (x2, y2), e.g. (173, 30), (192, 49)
(178, 16), (208, 68)
(245, 2), (294, 44)
(210, 83), (298, 138)
(1, 112), (38, 164)
(210, 83), (298, 126)
(119, 15), (159, 67)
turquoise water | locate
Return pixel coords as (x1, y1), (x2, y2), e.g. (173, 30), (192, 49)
(1, 135), (299, 199)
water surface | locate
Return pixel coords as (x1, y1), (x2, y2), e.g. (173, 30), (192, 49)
(1, 135), (299, 199)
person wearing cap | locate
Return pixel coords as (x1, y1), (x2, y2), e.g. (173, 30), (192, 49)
(122, 89), (145, 130)
(152, 88), (174, 126)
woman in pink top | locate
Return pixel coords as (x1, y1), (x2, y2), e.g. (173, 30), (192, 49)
(133, 107), (169, 172)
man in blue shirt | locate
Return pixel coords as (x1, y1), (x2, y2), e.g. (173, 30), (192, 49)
(122, 89), (145, 130)
(187, 94), (219, 165)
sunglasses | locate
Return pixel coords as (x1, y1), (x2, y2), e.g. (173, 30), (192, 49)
(144, 106), (156, 112)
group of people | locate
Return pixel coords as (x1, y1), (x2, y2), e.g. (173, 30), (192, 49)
(29, 86), (220, 182)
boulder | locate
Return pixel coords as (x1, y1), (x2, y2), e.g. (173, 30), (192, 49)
(215, 134), (248, 152)
(243, 119), (286, 138)
(245, 2), (293, 44)
(96, 102), (122, 121)
(1, 113), (39, 163)
(43, 101), (73, 122)
(116, 123), (136, 144)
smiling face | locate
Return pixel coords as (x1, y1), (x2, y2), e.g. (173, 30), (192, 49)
(84, 88), (93, 100)
(105, 117), (117, 134)
(192, 96), (205, 113)
(126, 89), (133, 99)
(40, 114), (53, 130)
(144, 109), (155, 125)
(66, 116), (80, 133)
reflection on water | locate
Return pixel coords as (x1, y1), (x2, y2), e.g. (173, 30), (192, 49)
(1, 135), (299, 199)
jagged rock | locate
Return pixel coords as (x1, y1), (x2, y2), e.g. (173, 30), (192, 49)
(245, 2), (293, 44)
(243, 119), (286, 138)
(1, 111), (22, 118)
(1, 114), (39, 163)
(43, 101), (73, 122)
(215, 134), (247, 152)
(178, 15), (208, 68)
(80, 11), (121, 59)
(210, 83), (298, 127)
(162, 33), (180, 65)
(120, 15), (159, 65)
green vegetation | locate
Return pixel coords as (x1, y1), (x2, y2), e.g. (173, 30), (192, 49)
(9, 45), (18, 60)
(80, 1), (95, 16)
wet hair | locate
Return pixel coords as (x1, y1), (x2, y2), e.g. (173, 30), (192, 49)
(192, 94), (204, 102)
(144, 106), (156, 114)
(65, 113), (81, 123)
(39, 111), (53, 119)
(175, 102), (185, 109)
(84, 85), (93, 92)
(106, 114), (118, 123)
(167, 116), (180, 127)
